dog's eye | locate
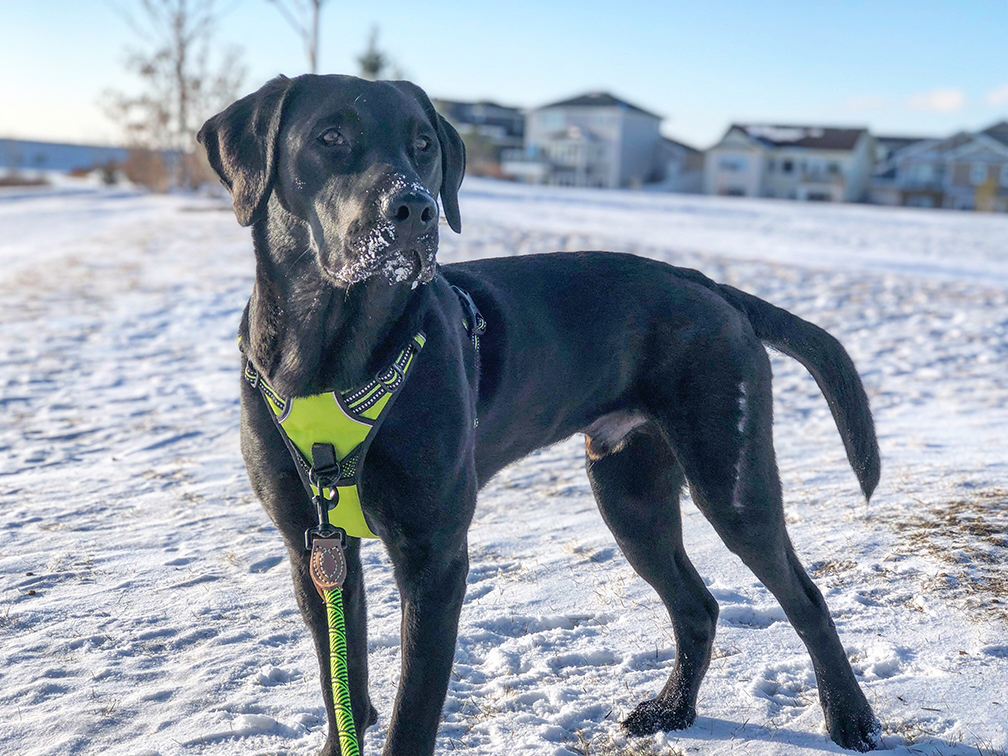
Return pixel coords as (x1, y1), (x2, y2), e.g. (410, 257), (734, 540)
(320, 129), (346, 147)
(414, 135), (432, 152)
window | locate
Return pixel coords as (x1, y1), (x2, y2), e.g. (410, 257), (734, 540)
(540, 111), (564, 131)
(782, 160), (793, 174)
(718, 155), (748, 173)
(827, 162), (840, 176)
(971, 162), (989, 185)
(913, 163), (935, 182)
(1001, 163), (1008, 187)
(767, 159), (775, 172)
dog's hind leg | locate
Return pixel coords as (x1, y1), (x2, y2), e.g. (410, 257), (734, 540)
(661, 338), (880, 752)
(585, 423), (719, 736)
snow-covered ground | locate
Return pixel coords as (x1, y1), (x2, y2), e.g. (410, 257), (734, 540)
(1, 178), (1006, 756)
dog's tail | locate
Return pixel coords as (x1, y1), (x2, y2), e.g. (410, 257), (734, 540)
(717, 283), (880, 501)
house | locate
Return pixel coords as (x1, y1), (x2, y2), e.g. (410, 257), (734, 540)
(874, 135), (927, 164)
(870, 122), (1008, 211)
(501, 92), (699, 190)
(654, 136), (704, 193)
(431, 99), (524, 158)
(703, 124), (875, 202)
(866, 135), (928, 206)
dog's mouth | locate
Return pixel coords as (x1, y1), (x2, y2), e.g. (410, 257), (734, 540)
(333, 224), (438, 288)
(380, 245), (437, 289)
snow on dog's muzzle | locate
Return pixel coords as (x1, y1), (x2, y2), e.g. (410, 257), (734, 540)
(334, 179), (441, 287)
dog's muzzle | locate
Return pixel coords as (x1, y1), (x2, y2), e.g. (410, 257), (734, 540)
(334, 180), (440, 287)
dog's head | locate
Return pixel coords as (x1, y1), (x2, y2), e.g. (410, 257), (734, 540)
(197, 74), (465, 287)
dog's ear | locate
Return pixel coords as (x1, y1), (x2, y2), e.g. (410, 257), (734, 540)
(389, 80), (466, 233)
(197, 75), (294, 227)
(434, 112), (466, 234)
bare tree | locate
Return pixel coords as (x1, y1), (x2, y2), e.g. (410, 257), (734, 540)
(103, 0), (246, 188)
(266, 0), (329, 74)
(357, 25), (388, 80)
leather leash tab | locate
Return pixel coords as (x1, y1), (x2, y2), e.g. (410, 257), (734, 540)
(310, 537), (347, 598)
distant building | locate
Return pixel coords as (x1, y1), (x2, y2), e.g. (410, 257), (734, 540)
(432, 99), (524, 167)
(870, 122), (1008, 211)
(1, 138), (128, 174)
(873, 135), (927, 165)
(703, 124), (875, 202)
(501, 92), (700, 190)
(655, 136), (704, 193)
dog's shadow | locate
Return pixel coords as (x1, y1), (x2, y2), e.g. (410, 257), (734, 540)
(662, 717), (981, 755)
(666, 716), (840, 753)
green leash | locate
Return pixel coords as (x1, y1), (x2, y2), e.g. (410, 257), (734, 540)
(309, 532), (359, 756)
(324, 586), (359, 756)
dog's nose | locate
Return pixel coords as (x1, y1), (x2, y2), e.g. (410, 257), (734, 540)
(387, 191), (438, 237)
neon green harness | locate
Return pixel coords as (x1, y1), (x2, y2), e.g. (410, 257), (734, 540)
(243, 332), (426, 539)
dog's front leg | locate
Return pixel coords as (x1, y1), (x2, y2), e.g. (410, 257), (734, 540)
(381, 538), (469, 756)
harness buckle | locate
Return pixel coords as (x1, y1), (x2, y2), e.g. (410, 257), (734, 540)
(244, 362), (260, 389)
(309, 443), (342, 489)
(378, 360), (405, 387)
(452, 285), (486, 337)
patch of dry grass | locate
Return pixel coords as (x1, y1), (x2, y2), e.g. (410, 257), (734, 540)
(567, 729), (685, 756)
(889, 488), (1008, 621)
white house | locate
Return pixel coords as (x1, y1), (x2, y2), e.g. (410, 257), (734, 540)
(501, 92), (698, 190)
(703, 124), (875, 202)
(870, 122), (1008, 211)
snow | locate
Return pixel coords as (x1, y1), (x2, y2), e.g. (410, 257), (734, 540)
(2, 177), (1006, 756)
(744, 126), (826, 143)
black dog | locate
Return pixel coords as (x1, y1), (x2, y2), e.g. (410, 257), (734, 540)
(198, 74), (882, 755)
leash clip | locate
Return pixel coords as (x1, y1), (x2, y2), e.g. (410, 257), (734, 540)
(305, 522), (344, 551)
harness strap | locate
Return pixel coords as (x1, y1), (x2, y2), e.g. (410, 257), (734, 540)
(452, 284), (486, 360)
(452, 285), (486, 426)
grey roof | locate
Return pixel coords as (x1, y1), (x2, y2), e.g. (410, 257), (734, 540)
(539, 92), (661, 119)
(875, 135), (927, 150)
(982, 121), (1008, 147)
(434, 98), (520, 113)
(661, 135), (700, 154)
(731, 124), (868, 151)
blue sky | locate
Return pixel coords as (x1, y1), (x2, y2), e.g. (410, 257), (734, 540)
(1, 0), (1006, 149)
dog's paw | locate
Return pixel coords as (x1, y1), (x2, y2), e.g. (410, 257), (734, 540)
(317, 736), (341, 756)
(621, 696), (696, 736)
(317, 705), (379, 756)
(825, 706), (881, 752)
